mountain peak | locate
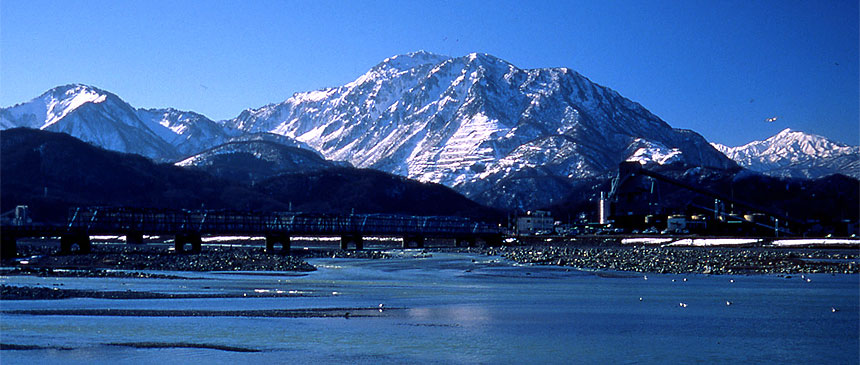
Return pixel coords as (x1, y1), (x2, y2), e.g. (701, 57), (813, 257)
(465, 52), (498, 61)
(459, 52), (512, 69)
(376, 51), (451, 71)
(48, 83), (107, 94)
(768, 128), (805, 142)
(407, 50), (447, 58)
(7, 83), (118, 129)
(775, 127), (794, 135)
(764, 128), (849, 149)
(40, 84), (116, 105)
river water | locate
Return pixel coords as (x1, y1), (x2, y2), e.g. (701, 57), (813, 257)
(1, 251), (858, 364)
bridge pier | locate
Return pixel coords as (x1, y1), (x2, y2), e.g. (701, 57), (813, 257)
(60, 234), (91, 254)
(402, 235), (425, 249)
(265, 234), (291, 254)
(175, 233), (202, 253)
(1, 233), (17, 259)
(482, 235), (504, 247)
(340, 235), (363, 250)
(125, 231), (144, 245)
(455, 237), (476, 247)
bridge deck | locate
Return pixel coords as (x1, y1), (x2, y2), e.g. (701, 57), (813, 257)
(1, 207), (502, 257)
(64, 207), (500, 237)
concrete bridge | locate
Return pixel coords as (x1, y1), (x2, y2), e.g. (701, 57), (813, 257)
(1, 207), (503, 258)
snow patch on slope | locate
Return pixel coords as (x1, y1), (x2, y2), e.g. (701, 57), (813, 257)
(626, 139), (683, 166)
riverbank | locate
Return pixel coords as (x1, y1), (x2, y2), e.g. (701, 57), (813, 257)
(0, 284), (324, 300)
(471, 245), (859, 274)
(2, 307), (391, 318)
(3, 244), (393, 275)
(4, 240), (857, 281)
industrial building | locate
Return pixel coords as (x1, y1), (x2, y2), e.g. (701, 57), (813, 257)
(516, 210), (554, 235)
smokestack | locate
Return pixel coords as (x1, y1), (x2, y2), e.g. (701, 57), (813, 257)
(599, 192), (609, 225)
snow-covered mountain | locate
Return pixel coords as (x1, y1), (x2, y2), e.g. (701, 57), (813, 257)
(225, 51), (735, 208)
(1, 84), (178, 159)
(712, 128), (859, 179)
(2, 53), (742, 209)
(0, 84), (235, 161)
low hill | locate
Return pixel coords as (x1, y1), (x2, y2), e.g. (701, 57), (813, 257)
(175, 140), (336, 182)
(1, 128), (500, 224)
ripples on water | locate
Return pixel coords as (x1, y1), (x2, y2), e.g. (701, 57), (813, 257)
(1, 252), (858, 364)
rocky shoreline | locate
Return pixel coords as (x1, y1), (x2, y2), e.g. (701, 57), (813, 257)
(471, 245), (859, 275)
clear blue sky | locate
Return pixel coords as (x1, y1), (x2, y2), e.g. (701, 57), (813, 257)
(2, 0), (857, 146)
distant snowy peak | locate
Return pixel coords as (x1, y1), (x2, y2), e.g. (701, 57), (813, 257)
(2, 84), (118, 130)
(1, 84), (238, 161)
(712, 128), (859, 179)
(0, 84), (182, 159)
(712, 128), (857, 166)
(137, 107), (213, 136)
(135, 107), (235, 158)
(42, 85), (110, 127)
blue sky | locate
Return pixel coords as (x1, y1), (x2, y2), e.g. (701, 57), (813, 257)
(1, 0), (857, 146)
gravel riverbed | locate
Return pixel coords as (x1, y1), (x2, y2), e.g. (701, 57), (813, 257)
(3, 244), (392, 275)
(6, 245), (316, 272)
(474, 245), (859, 274)
(3, 240), (857, 302)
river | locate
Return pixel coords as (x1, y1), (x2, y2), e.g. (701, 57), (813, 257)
(1, 251), (857, 364)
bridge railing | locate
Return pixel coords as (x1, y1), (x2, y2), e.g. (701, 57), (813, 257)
(67, 207), (500, 237)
